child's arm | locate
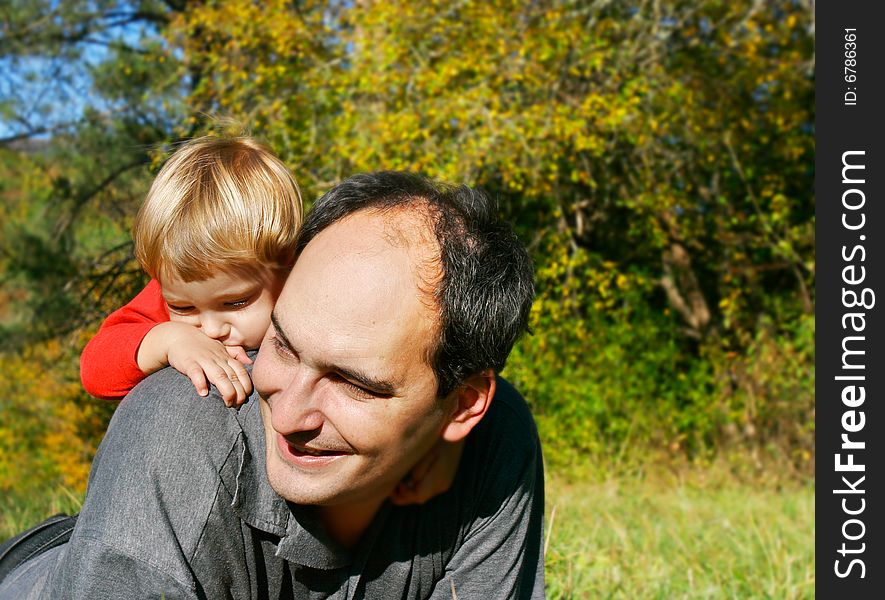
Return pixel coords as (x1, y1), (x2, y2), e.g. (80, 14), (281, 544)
(389, 438), (466, 505)
(81, 280), (252, 405)
(80, 279), (170, 400)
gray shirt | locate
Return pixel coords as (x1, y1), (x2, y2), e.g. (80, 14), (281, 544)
(2, 368), (545, 599)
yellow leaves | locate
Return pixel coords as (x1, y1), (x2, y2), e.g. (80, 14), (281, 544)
(151, 0), (813, 316)
(0, 340), (102, 495)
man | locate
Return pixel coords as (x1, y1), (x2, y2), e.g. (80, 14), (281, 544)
(0, 171), (544, 599)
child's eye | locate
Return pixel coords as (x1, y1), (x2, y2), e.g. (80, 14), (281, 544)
(167, 304), (194, 313)
(225, 298), (250, 308)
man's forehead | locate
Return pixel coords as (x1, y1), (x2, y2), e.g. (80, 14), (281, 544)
(300, 208), (441, 289)
(271, 208), (440, 376)
(284, 208), (437, 319)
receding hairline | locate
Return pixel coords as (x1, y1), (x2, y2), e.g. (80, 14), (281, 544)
(330, 203), (443, 297)
(298, 204), (446, 378)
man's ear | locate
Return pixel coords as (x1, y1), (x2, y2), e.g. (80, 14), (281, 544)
(440, 370), (496, 442)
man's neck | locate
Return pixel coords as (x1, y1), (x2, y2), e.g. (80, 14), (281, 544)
(316, 496), (387, 549)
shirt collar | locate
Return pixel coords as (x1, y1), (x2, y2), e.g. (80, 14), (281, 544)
(224, 397), (354, 569)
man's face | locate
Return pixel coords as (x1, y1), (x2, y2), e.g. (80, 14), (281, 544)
(251, 209), (453, 509)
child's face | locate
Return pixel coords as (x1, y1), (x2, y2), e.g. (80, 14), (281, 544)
(160, 269), (285, 350)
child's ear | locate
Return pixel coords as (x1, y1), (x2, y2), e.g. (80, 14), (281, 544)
(440, 370), (496, 442)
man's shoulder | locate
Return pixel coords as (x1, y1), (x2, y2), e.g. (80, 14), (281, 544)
(461, 376), (542, 499)
(474, 376), (541, 463)
(125, 365), (221, 412)
(69, 368), (259, 593)
(120, 367), (254, 435)
(392, 377), (544, 599)
(100, 367), (258, 480)
(489, 376), (538, 435)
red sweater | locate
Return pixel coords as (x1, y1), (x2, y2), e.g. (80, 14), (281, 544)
(80, 279), (169, 400)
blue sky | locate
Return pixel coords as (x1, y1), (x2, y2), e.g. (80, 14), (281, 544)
(0, 12), (155, 142)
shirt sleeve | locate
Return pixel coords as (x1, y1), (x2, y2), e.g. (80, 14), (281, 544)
(44, 369), (245, 600)
(429, 378), (546, 600)
(79, 279), (169, 400)
(46, 539), (198, 600)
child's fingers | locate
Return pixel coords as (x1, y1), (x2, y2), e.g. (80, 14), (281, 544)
(228, 359), (252, 397)
(218, 362), (248, 406)
(185, 366), (209, 397)
(219, 370), (249, 407)
(226, 345), (252, 365)
(204, 362), (241, 407)
(228, 376), (247, 406)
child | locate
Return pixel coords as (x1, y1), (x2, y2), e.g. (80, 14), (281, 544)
(80, 135), (302, 407)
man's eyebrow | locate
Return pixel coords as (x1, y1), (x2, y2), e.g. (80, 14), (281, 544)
(270, 312), (295, 350)
(269, 312), (399, 395)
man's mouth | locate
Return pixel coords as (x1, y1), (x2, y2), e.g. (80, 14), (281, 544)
(277, 434), (349, 465)
(290, 444), (344, 457)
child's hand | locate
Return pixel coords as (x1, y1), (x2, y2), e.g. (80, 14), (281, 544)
(139, 322), (253, 407)
(389, 438), (465, 505)
(224, 344), (252, 366)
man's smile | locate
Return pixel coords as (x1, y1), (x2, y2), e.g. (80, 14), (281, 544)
(276, 433), (350, 467)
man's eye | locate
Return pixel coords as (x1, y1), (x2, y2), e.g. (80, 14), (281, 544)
(270, 335), (295, 358)
(338, 378), (376, 400)
(330, 373), (389, 400)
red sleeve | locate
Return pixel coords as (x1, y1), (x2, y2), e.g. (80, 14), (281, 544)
(80, 279), (170, 400)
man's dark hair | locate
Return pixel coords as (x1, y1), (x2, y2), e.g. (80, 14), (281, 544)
(295, 171), (535, 398)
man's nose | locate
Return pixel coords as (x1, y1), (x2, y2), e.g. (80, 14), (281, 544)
(270, 369), (325, 434)
(200, 313), (231, 340)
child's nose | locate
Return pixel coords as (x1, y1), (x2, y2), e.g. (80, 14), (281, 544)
(201, 314), (231, 340)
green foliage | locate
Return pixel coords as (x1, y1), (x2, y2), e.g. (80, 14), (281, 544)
(506, 230), (815, 474)
(505, 230), (715, 471)
(0, 0), (815, 496)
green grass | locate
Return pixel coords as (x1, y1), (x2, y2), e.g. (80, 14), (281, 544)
(1, 471), (814, 598)
(544, 473), (815, 599)
(0, 487), (83, 540)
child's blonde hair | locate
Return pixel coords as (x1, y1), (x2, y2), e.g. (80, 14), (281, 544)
(134, 135), (303, 282)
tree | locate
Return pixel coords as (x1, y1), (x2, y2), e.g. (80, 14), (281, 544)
(0, 0), (815, 485)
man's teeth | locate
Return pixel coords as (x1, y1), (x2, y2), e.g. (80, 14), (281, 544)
(300, 447), (326, 456)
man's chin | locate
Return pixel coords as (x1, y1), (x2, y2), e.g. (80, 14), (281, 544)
(265, 453), (329, 504)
